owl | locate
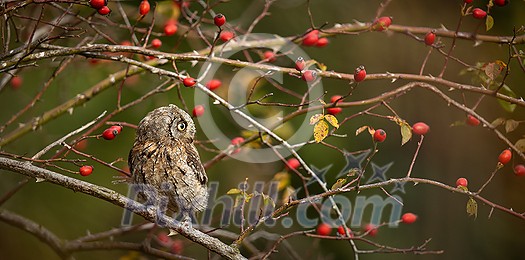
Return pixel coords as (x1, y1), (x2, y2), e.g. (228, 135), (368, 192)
(128, 104), (208, 218)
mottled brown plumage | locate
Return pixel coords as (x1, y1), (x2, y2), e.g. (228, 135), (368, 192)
(129, 104), (208, 216)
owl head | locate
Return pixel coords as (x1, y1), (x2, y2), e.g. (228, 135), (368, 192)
(136, 104), (196, 142)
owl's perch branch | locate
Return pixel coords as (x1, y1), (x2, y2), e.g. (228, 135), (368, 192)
(0, 156), (247, 260)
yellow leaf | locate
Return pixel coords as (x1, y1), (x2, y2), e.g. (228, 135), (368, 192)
(273, 172), (291, 191)
(485, 15), (494, 32)
(324, 114), (339, 128)
(400, 122), (412, 146)
(282, 186), (295, 204)
(356, 125), (370, 136)
(310, 114), (324, 125)
(314, 120), (329, 143)
(227, 188), (242, 195)
(466, 197), (478, 219)
(331, 178), (347, 190)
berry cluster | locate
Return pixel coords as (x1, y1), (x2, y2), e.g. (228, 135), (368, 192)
(89, 0), (111, 15)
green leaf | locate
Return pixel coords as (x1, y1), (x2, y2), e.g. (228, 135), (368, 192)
(497, 84), (517, 113)
(314, 120), (329, 143)
(486, 15), (494, 32)
(505, 119), (519, 133)
(324, 114), (339, 128)
(400, 122), (412, 146)
(227, 188), (242, 195)
(331, 178), (347, 190)
(466, 197), (478, 219)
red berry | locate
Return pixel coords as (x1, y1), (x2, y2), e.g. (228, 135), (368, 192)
(514, 164), (525, 176)
(372, 16), (392, 31)
(363, 224), (378, 236)
(302, 30), (319, 46)
(74, 139), (88, 150)
(424, 31), (436, 46)
(192, 105), (205, 117)
(206, 79), (222, 90)
(10, 76), (22, 89)
(464, 0), (473, 3)
(219, 31), (235, 42)
(316, 223), (331, 236)
(316, 38), (329, 47)
(263, 51), (276, 62)
(301, 70), (317, 82)
(171, 239), (184, 254)
(286, 158), (301, 170)
(373, 129), (386, 143)
(121, 40), (132, 46)
(412, 122), (430, 135)
(401, 213), (418, 224)
(102, 128), (118, 140)
(214, 13), (226, 27)
(164, 23), (178, 36)
(330, 95), (343, 104)
(231, 137), (245, 154)
(79, 165), (94, 176)
(456, 177), (468, 187)
(139, 0), (150, 16)
(494, 0), (508, 7)
(89, 0), (107, 9)
(327, 107), (342, 115)
(97, 6), (111, 15)
(109, 125), (123, 134)
(337, 226), (353, 237)
(498, 149), (512, 165)
(156, 232), (173, 247)
(466, 115), (480, 126)
(472, 8), (487, 19)
(151, 38), (162, 49)
(295, 57), (306, 71)
(354, 65), (366, 82)
(183, 77), (196, 87)
(231, 137), (244, 145)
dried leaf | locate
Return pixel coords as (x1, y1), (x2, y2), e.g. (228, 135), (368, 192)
(505, 119), (519, 133)
(400, 122), (412, 146)
(310, 114), (324, 125)
(356, 125), (370, 136)
(319, 99), (327, 106)
(484, 62), (502, 80)
(324, 114), (339, 128)
(491, 117), (505, 128)
(466, 197), (478, 219)
(331, 178), (347, 190)
(485, 15), (494, 32)
(227, 188), (242, 195)
(515, 138), (525, 153)
(314, 120), (329, 143)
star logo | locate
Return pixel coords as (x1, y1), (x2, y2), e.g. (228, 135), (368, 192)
(390, 181), (406, 194)
(366, 162), (393, 184)
(305, 164), (331, 187)
(335, 150), (370, 178)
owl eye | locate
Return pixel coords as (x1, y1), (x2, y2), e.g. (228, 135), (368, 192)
(177, 121), (187, 131)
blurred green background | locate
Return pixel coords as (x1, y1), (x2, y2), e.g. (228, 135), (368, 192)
(1, 0), (524, 259)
